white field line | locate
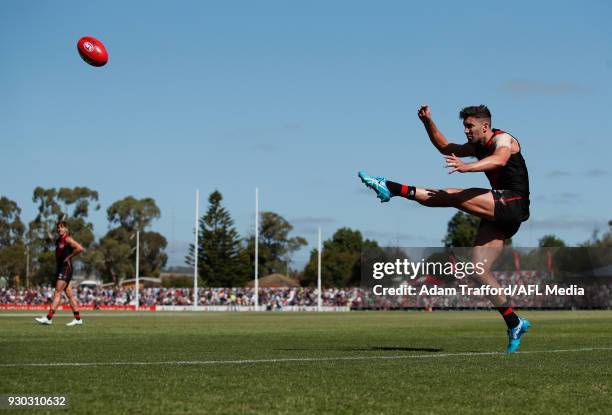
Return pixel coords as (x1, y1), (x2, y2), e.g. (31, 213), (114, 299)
(0, 313), (202, 317)
(1, 347), (611, 368)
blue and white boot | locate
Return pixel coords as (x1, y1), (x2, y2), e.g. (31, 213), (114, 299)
(507, 317), (530, 353)
(358, 171), (392, 203)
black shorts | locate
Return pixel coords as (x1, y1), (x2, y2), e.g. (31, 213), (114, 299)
(54, 263), (74, 284)
(486, 189), (530, 239)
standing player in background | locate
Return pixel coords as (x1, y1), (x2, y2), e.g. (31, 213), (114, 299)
(35, 221), (85, 326)
(359, 105), (531, 352)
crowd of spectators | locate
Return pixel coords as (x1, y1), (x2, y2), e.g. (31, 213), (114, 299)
(1, 272), (610, 309)
(0, 286), (354, 309)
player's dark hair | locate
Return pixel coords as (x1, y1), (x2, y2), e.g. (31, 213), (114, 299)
(57, 221), (69, 230)
(459, 105), (491, 121)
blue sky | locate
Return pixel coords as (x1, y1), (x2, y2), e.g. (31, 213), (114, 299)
(1, 1), (611, 268)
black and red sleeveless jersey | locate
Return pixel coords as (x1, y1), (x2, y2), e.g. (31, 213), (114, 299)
(55, 235), (74, 268)
(474, 129), (530, 198)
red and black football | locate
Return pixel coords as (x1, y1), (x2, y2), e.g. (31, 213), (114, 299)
(77, 36), (108, 67)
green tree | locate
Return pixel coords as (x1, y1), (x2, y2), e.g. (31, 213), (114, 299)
(301, 227), (381, 287)
(97, 228), (134, 284)
(96, 197), (167, 283)
(442, 212), (480, 247)
(140, 231), (169, 277)
(246, 212), (307, 277)
(56, 187), (100, 249)
(29, 252), (56, 286)
(107, 196), (160, 232)
(538, 234), (566, 247)
(80, 244), (105, 278)
(185, 191), (249, 286)
(564, 220), (612, 277)
(0, 244), (27, 286)
(582, 220), (612, 248)
(0, 197), (25, 247)
(28, 187), (61, 254)
(0, 197), (26, 286)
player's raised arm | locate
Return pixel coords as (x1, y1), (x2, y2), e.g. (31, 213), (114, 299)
(418, 105), (474, 157)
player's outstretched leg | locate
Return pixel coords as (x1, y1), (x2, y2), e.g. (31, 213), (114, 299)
(358, 172), (495, 220)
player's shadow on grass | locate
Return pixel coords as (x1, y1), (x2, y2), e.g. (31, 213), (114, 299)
(275, 346), (442, 353)
(368, 346), (442, 352)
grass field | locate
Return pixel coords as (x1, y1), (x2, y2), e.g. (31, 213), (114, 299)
(1, 310), (611, 414)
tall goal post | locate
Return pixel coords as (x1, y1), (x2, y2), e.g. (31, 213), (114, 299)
(135, 230), (140, 310)
(254, 187), (259, 310)
(193, 189), (199, 308)
(317, 226), (322, 312)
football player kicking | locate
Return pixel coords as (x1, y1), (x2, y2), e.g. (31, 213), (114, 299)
(35, 221), (85, 326)
(359, 105), (531, 352)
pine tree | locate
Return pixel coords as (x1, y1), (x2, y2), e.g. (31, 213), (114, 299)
(186, 191), (247, 286)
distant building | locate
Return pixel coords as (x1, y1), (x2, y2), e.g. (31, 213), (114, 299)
(247, 273), (301, 288)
